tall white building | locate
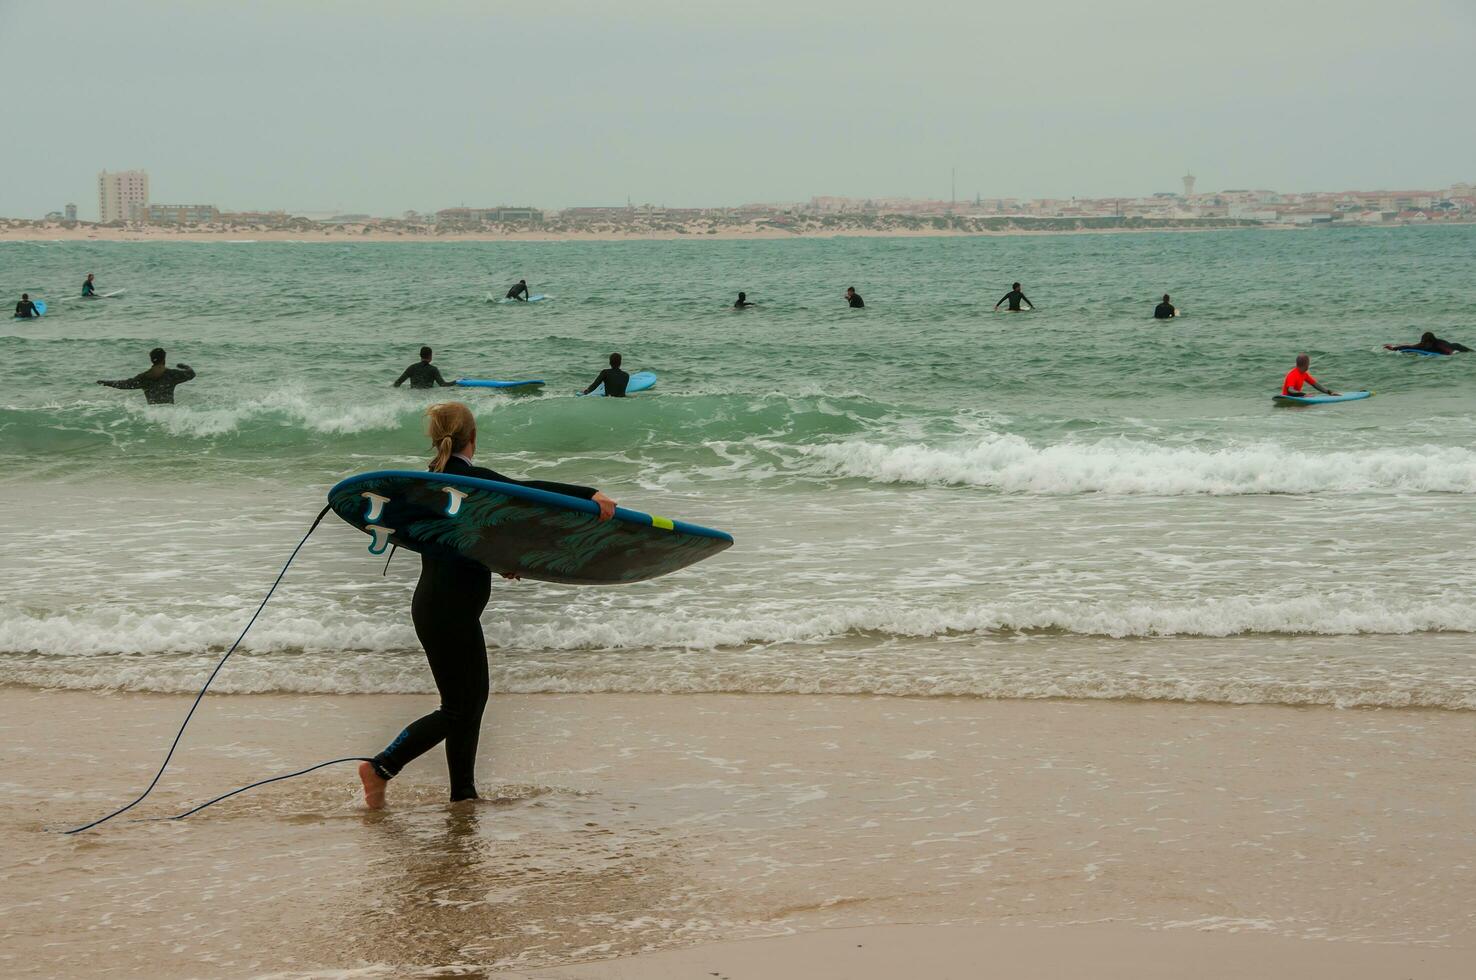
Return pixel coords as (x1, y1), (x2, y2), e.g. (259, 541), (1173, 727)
(98, 169), (149, 223)
(1181, 173), (1197, 198)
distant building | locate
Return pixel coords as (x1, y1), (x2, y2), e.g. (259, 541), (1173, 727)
(98, 169), (149, 222)
(435, 206), (544, 224)
(64, 203), (77, 221)
(145, 204), (220, 224)
(219, 210), (291, 225)
(1182, 174), (1196, 198)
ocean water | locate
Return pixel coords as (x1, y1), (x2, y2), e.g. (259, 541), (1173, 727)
(3, 228), (1474, 708)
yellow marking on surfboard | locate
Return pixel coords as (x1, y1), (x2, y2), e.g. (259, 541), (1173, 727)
(651, 515), (674, 531)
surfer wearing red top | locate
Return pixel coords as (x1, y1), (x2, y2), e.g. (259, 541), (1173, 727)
(1282, 354), (1339, 397)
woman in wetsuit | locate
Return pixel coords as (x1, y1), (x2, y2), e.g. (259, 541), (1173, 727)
(1384, 332), (1471, 355)
(358, 402), (616, 808)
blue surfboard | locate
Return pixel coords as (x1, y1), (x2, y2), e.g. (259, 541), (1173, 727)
(582, 370), (657, 397)
(1395, 349), (1449, 357)
(1272, 390), (1373, 406)
(328, 470), (732, 585)
(494, 293), (548, 304)
(454, 379), (545, 389)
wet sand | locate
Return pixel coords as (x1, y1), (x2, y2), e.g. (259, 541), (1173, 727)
(4, 688), (1474, 978)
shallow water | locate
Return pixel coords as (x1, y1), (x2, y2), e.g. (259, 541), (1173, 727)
(2, 228), (1474, 706)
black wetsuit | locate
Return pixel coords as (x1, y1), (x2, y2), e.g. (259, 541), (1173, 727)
(14, 300), (37, 319)
(506, 282), (529, 301)
(997, 290), (1032, 311)
(847, 293), (865, 308)
(82, 280), (96, 297)
(394, 361), (451, 388)
(97, 364), (196, 404)
(371, 453), (596, 800)
(734, 299), (754, 309)
(582, 367), (630, 397)
(1394, 337), (1471, 354)
(1153, 302), (1176, 319)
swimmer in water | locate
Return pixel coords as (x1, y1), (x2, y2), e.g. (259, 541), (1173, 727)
(13, 293), (38, 318)
(1153, 294), (1177, 319)
(1384, 331), (1470, 355)
(358, 401), (617, 809)
(96, 348), (196, 404)
(580, 352), (630, 397)
(505, 279), (530, 302)
(1281, 353), (1339, 397)
(845, 287), (864, 309)
(82, 274), (96, 298)
(994, 282), (1033, 312)
(734, 291), (754, 309)
(394, 346), (454, 389)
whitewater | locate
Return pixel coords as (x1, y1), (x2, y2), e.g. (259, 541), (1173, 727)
(3, 227), (1474, 708)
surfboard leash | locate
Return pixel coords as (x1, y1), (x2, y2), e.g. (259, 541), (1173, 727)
(63, 503), (372, 834)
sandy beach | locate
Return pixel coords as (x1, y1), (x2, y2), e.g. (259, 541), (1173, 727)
(6, 688), (1473, 978)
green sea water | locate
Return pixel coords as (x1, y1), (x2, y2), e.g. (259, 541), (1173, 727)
(2, 228), (1474, 706)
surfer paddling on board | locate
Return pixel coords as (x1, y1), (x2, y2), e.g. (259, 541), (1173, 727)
(845, 286), (864, 308)
(13, 293), (39, 319)
(1282, 354), (1339, 397)
(82, 274), (97, 298)
(1384, 332), (1471, 355)
(580, 352), (630, 397)
(357, 402), (617, 809)
(394, 346), (454, 389)
(97, 347), (196, 404)
(505, 279), (530, 302)
(1153, 294), (1177, 319)
(734, 291), (755, 309)
(994, 282), (1034, 312)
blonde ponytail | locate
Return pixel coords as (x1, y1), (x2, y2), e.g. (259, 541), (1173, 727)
(426, 402), (476, 472)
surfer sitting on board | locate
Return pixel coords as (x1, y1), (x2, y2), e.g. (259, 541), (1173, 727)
(13, 294), (38, 319)
(1282, 354), (1339, 397)
(97, 347), (196, 404)
(994, 282), (1033, 312)
(1384, 332), (1470, 355)
(845, 287), (864, 309)
(505, 279), (530, 302)
(581, 352), (631, 397)
(1153, 294), (1177, 319)
(393, 346), (454, 389)
(734, 291), (754, 309)
(82, 274), (96, 298)
(357, 401), (617, 809)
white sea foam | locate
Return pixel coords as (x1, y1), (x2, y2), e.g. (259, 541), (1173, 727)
(790, 435), (1476, 495)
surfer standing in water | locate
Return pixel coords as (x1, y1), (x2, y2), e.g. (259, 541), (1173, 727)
(994, 282), (1034, 312)
(393, 346), (454, 388)
(359, 402), (617, 808)
(581, 352), (630, 397)
(845, 286), (864, 308)
(82, 274), (97, 297)
(96, 347), (196, 404)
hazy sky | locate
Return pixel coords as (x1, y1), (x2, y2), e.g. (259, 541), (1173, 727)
(5, 0), (1474, 217)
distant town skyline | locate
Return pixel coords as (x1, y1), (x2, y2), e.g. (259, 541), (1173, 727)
(3, 1), (1473, 218)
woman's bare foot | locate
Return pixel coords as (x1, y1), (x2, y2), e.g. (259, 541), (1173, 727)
(358, 761), (388, 810)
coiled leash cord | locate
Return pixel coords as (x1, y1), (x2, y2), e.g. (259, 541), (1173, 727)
(65, 504), (371, 834)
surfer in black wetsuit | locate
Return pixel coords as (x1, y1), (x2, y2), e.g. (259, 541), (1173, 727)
(14, 294), (38, 318)
(734, 291), (754, 309)
(1154, 294), (1177, 319)
(994, 282), (1033, 311)
(1384, 331), (1471, 355)
(358, 401), (617, 808)
(394, 346), (454, 388)
(96, 348), (196, 404)
(581, 352), (630, 397)
(506, 279), (530, 301)
(845, 286), (864, 308)
(82, 274), (96, 298)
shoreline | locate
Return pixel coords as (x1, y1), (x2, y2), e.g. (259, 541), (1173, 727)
(0, 223), (1292, 244)
(7, 688), (1474, 977)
